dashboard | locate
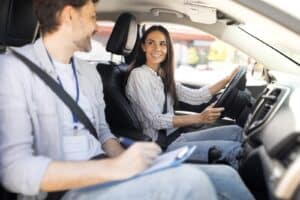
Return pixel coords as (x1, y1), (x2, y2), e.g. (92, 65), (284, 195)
(244, 82), (300, 200)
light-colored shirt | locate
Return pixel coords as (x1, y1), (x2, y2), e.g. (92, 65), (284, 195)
(0, 38), (116, 197)
(126, 65), (212, 141)
(53, 60), (102, 160)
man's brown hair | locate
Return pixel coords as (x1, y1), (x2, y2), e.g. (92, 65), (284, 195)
(33, 0), (99, 34)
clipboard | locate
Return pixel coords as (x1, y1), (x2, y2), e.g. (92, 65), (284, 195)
(141, 145), (196, 176)
(79, 145), (197, 190)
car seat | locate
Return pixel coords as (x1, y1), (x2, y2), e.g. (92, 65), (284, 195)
(96, 13), (151, 141)
(0, 0), (37, 199)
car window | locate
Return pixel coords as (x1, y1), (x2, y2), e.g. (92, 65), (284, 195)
(74, 21), (122, 62)
(142, 23), (266, 87)
(76, 21), (266, 87)
(240, 24), (300, 64)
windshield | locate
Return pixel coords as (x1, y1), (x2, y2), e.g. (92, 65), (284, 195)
(262, 0), (300, 20)
(240, 24), (300, 64)
(238, 0), (300, 64)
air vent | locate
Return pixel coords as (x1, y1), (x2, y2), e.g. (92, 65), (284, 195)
(270, 88), (281, 97)
(247, 88), (282, 132)
(244, 87), (269, 129)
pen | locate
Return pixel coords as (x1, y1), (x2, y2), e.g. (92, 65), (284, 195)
(176, 147), (189, 160)
(176, 145), (196, 160)
(119, 137), (135, 148)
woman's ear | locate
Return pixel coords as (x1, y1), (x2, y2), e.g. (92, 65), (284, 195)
(141, 43), (146, 52)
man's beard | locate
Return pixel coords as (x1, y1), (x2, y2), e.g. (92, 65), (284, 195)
(73, 36), (92, 52)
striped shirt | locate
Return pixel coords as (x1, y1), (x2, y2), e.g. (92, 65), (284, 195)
(126, 65), (212, 141)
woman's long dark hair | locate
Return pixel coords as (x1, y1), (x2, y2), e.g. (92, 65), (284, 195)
(128, 25), (177, 100)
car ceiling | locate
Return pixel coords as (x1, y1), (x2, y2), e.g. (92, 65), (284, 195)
(96, 0), (239, 25)
(96, 0), (299, 40)
(95, 0), (300, 73)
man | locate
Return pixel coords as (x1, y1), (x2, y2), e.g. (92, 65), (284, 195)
(0, 0), (253, 199)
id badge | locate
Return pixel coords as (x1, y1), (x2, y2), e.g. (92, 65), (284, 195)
(63, 135), (89, 161)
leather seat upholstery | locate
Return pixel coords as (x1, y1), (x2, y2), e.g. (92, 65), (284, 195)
(97, 13), (150, 141)
(0, 1), (37, 199)
(0, 0), (37, 46)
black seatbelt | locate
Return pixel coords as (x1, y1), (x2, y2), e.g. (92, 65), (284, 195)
(156, 87), (169, 149)
(10, 48), (99, 140)
(156, 86), (183, 150)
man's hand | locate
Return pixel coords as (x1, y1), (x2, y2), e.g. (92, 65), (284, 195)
(40, 142), (161, 192)
(111, 142), (162, 179)
(102, 138), (124, 157)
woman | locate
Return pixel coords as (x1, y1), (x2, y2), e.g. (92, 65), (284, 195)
(126, 25), (244, 168)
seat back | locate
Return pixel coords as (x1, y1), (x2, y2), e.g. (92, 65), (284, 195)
(97, 13), (149, 140)
(98, 62), (144, 140)
(0, 0), (38, 46)
(0, 0), (37, 198)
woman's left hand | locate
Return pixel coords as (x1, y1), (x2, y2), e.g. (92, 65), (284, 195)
(225, 66), (240, 83)
(209, 66), (240, 95)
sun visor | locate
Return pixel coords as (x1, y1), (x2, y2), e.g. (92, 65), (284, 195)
(151, 4), (217, 25)
(184, 1), (217, 24)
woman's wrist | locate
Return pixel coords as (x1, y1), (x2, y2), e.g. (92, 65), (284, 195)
(224, 75), (231, 84)
(221, 75), (231, 89)
(193, 113), (203, 124)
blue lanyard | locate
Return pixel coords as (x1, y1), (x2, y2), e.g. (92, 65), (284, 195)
(47, 54), (80, 129)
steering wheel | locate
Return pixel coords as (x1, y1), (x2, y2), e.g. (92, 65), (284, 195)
(214, 66), (247, 108)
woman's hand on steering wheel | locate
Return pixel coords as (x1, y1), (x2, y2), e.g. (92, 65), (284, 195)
(214, 65), (247, 108)
(197, 103), (224, 124)
(225, 66), (240, 84)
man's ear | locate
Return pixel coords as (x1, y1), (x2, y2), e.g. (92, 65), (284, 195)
(59, 5), (73, 25)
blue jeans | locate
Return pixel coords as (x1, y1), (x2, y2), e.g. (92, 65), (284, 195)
(61, 165), (217, 200)
(167, 125), (244, 169)
(198, 164), (254, 200)
(62, 164), (254, 200)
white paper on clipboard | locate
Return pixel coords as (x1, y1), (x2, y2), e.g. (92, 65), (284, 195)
(141, 145), (196, 175)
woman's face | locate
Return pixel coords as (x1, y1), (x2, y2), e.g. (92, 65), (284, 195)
(142, 30), (167, 70)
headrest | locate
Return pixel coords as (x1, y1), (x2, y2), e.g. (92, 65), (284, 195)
(0, 0), (38, 47)
(106, 13), (138, 56)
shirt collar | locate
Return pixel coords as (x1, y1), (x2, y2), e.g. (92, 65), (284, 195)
(142, 64), (160, 77)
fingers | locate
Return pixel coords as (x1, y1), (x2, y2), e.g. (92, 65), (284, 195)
(230, 66), (240, 78)
(209, 112), (221, 118)
(200, 106), (224, 123)
(138, 142), (162, 155)
(234, 65), (240, 72)
(129, 142), (162, 166)
(212, 107), (224, 113)
(140, 142), (162, 162)
(206, 105), (224, 113)
(113, 142), (162, 179)
(208, 102), (216, 108)
(208, 102), (224, 110)
(140, 144), (160, 166)
(206, 112), (221, 122)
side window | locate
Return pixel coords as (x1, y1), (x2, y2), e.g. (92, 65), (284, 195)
(74, 21), (122, 62)
(143, 23), (266, 87)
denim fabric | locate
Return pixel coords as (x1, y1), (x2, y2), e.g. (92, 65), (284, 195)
(167, 125), (244, 169)
(62, 165), (217, 200)
(62, 164), (254, 200)
(197, 164), (255, 200)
